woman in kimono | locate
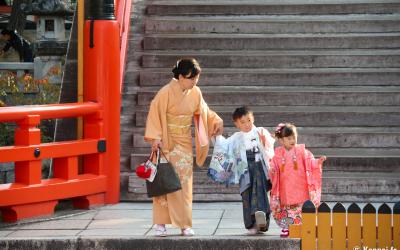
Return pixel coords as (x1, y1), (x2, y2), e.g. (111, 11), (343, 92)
(269, 122), (326, 237)
(144, 58), (224, 237)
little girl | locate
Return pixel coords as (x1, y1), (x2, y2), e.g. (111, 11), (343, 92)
(269, 122), (326, 237)
(208, 106), (275, 235)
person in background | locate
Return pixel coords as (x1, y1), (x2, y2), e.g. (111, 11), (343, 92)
(0, 29), (33, 63)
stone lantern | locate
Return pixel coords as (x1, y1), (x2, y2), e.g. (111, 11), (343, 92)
(22, 0), (73, 82)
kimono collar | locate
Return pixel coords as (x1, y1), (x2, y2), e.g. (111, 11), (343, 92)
(236, 125), (261, 146)
(171, 78), (191, 95)
(242, 125), (259, 136)
(276, 144), (306, 156)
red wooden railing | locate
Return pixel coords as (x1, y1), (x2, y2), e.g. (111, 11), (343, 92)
(0, 0), (131, 222)
(0, 103), (108, 222)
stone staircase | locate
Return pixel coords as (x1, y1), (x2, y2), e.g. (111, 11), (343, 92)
(122, 0), (400, 202)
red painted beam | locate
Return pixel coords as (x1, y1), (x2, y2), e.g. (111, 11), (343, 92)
(0, 174), (107, 206)
(0, 102), (101, 122)
(0, 139), (103, 163)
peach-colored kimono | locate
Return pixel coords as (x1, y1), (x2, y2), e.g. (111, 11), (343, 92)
(144, 78), (222, 229)
(269, 144), (322, 229)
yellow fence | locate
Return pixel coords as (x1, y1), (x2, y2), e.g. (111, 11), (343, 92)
(289, 200), (400, 250)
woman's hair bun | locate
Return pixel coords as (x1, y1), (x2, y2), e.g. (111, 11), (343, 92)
(172, 58), (201, 79)
(172, 66), (180, 75)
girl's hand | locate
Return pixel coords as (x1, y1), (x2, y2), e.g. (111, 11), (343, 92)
(318, 156), (327, 165)
(151, 139), (162, 152)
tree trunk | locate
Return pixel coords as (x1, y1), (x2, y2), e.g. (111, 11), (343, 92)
(7, 0), (30, 35)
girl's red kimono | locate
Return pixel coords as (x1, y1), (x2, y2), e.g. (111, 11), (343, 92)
(269, 144), (323, 229)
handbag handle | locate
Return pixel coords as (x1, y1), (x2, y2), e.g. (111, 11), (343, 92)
(156, 147), (170, 165)
(148, 149), (160, 164)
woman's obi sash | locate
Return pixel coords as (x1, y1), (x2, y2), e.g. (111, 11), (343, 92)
(167, 114), (192, 137)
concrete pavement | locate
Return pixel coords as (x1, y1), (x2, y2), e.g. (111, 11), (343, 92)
(0, 202), (300, 250)
(0, 202), (283, 238)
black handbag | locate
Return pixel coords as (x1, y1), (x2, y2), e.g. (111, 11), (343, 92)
(146, 148), (182, 197)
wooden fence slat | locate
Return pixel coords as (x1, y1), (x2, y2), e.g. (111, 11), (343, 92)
(363, 203), (377, 248)
(347, 203), (362, 250)
(377, 204), (392, 248)
(317, 202), (331, 250)
(394, 202), (400, 249)
(289, 224), (301, 238)
(332, 203), (346, 250)
(302, 200), (317, 250)
(294, 202), (399, 249)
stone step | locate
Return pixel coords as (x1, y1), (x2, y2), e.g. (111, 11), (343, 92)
(122, 85), (141, 95)
(121, 105), (137, 116)
(138, 67), (400, 86)
(131, 126), (400, 149)
(322, 171), (400, 202)
(142, 49), (400, 68)
(134, 105), (400, 127)
(321, 193), (398, 203)
(127, 171), (400, 202)
(131, 147), (400, 158)
(143, 33), (400, 50)
(192, 171), (400, 198)
(0, 237), (300, 250)
(121, 93), (137, 112)
(128, 173), (240, 197)
(124, 0), (400, 204)
(130, 147), (400, 173)
(120, 114), (135, 130)
(136, 86), (400, 106)
(146, 0), (400, 16)
(145, 14), (400, 34)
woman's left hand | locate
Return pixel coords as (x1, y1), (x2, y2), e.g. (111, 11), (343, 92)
(212, 120), (224, 136)
(151, 139), (162, 152)
(318, 156), (327, 165)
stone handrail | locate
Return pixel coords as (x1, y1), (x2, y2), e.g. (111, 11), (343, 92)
(0, 62), (34, 70)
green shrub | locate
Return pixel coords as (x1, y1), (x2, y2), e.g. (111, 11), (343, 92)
(0, 67), (61, 146)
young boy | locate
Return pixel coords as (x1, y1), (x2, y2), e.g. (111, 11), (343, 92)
(208, 106), (275, 235)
